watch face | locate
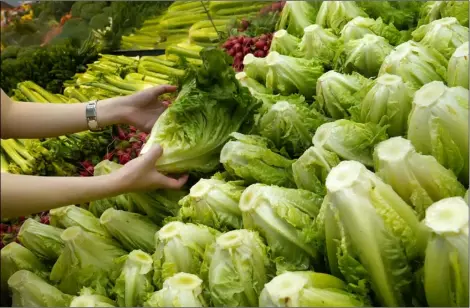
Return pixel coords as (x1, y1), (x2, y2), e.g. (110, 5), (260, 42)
(89, 120), (98, 130)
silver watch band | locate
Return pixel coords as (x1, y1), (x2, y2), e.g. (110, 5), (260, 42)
(85, 100), (103, 132)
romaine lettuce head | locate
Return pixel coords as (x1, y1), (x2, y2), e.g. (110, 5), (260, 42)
(178, 176), (245, 230)
(423, 197), (469, 307)
(270, 30), (300, 56)
(323, 160), (424, 306)
(50, 205), (110, 238)
(447, 42), (469, 89)
(315, 70), (371, 119)
(265, 51), (324, 98)
(412, 17), (468, 59)
(236, 72), (271, 96)
(292, 146), (341, 196)
(312, 119), (388, 167)
(293, 24), (339, 64)
(70, 288), (116, 307)
(144, 273), (207, 307)
(316, 1), (368, 35)
(378, 41), (448, 89)
(243, 54), (269, 85)
(1, 242), (49, 291)
(153, 221), (219, 288)
(340, 16), (405, 45)
(259, 271), (364, 307)
(239, 184), (323, 272)
(418, 1), (469, 28)
(140, 47), (258, 174)
(418, 1), (445, 26)
(351, 73), (414, 137)
(407, 81), (469, 185)
(17, 218), (64, 261)
(336, 34), (393, 78)
(256, 95), (329, 157)
(220, 133), (296, 188)
(357, 1), (420, 31)
(126, 190), (184, 225)
(276, 1), (321, 37)
(201, 229), (273, 307)
(50, 226), (127, 295)
(8, 270), (73, 307)
(374, 137), (466, 219)
(100, 208), (159, 253)
(113, 250), (154, 307)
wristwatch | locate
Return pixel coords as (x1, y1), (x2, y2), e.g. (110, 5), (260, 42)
(85, 100), (103, 132)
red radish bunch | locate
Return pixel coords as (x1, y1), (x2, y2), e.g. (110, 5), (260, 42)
(101, 125), (149, 166)
(79, 160), (95, 177)
(222, 33), (273, 71)
(259, 1), (286, 15)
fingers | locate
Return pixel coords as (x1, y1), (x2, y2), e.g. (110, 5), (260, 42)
(152, 85), (177, 96)
(158, 174), (189, 190)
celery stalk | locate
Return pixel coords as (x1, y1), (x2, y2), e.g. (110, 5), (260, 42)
(189, 19), (231, 31)
(168, 1), (204, 12)
(125, 73), (169, 85)
(213, 4), (266, 16)
(140, 56), (178, 68)
(166, 45), (201, 59)
(102, 75), (153, 92)
(23, 81), (64, 103)
(64, 87), (89, 102)
(0, 140), (33, 174)
(17, 85), (48, 103)
(86, 82), (134, 96)
(99, 54), (138, 66)
(1, 153), (10, 173)
(138, 61), (186, 78)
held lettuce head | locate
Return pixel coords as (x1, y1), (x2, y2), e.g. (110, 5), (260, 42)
(276, 1), (321, 37)
(220, 133), (296, 188)
(17, 218), (64, 261)
(259, 271), (364, 307)
(178, 176), (245, 230)
(315, 70), (371, 119)
(8, 270), (74, 307)
(423, 197), (469, 307)
(265, 51), (324, 98)
(312, 119), (388, 167)
(201, 229), (273, 307)
(412, 17), (468, 59)
(447, 42), (469, 89)
(351, 73), (414, 137)
(144, 273), (208, 307)
(152, 221), (219, 288)
(374, 137), (466, 219)
(336, 34), (393, 78)
(378, 40), (448, 89)
(316, 1), (368, 35)
(140, 47), (258, 174)
(239, 184), (323, 272)
(294, 24), (339, 64)
(323, 161), (423, 306)
(407, 81), (469, 185)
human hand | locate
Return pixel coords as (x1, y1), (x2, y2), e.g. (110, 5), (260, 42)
(119, 85), (177, 132)
(112, 144), (188, 193)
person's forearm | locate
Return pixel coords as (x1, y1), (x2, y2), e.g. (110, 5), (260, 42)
(0, 173), (125, 218)
(1, 93), (128, 139)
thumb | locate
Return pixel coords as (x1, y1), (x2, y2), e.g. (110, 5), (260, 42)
(142, 144), (163, 164)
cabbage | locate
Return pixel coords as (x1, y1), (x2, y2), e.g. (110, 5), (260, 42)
(374, 137), (466, 219)
(340, 16), (406, 45)
(292, 146), (341, 196)
(447, 42), (469, 89)
(178, 176), (245, 230)
(8, 270), (73, 307)
(336, 34), (393, 78)
(17, 218), (64, 261)
(100, 208), (159, 253)
(256, 95), (328, 157)
(220, 133), (296, 188)
(113, 250), (154, 307)
(144, 273), (208, 307)
(423, 197), (469, 307)
(50, 205), (110, 238)
(243, 54), (269, 85)
(153, 221), (219, 288)
(412, 17), (468, 59)
(312, 119), (388, 167)
(407, 81), (469, 185)
(323, 160), (424, 306)
(276, 1), (321, 37)
(294, 24), (339, 64)
(259, 271), (364, 307)
(50, 226), (127, 295)
(351, 73), (414, 137)
(140, 47), (258, 174)
(70, 288), (116, 307)
(265, 51), (324, 98)
(316, 1), (368, 35)
(1, 242), (49, 291)
(239, 183), (323, 272)
(201, 229), (273, 307)
(378, 40), (448, 89)
(269, 30), (300, 56)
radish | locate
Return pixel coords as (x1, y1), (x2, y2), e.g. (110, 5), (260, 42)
(243, 46), (251, 54)
(228, 48), (236, 56)
(222, 40), (233, 49)
(119, 153), (131, 165)
(254, 50), (265, 57)
(233, 43), (242, 52)
(255, 40), (266, 49)
(103, 152), (114, 160)
(260, 34), (268, 41)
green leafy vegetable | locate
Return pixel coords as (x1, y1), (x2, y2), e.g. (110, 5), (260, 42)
(316, 1), (368, 35)
(447, 42), (469, 89)
(17, 218), (64, 261)
(50, 205), (110, 238)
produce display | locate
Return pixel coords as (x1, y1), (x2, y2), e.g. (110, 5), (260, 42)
(0, 1), (469, 308)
